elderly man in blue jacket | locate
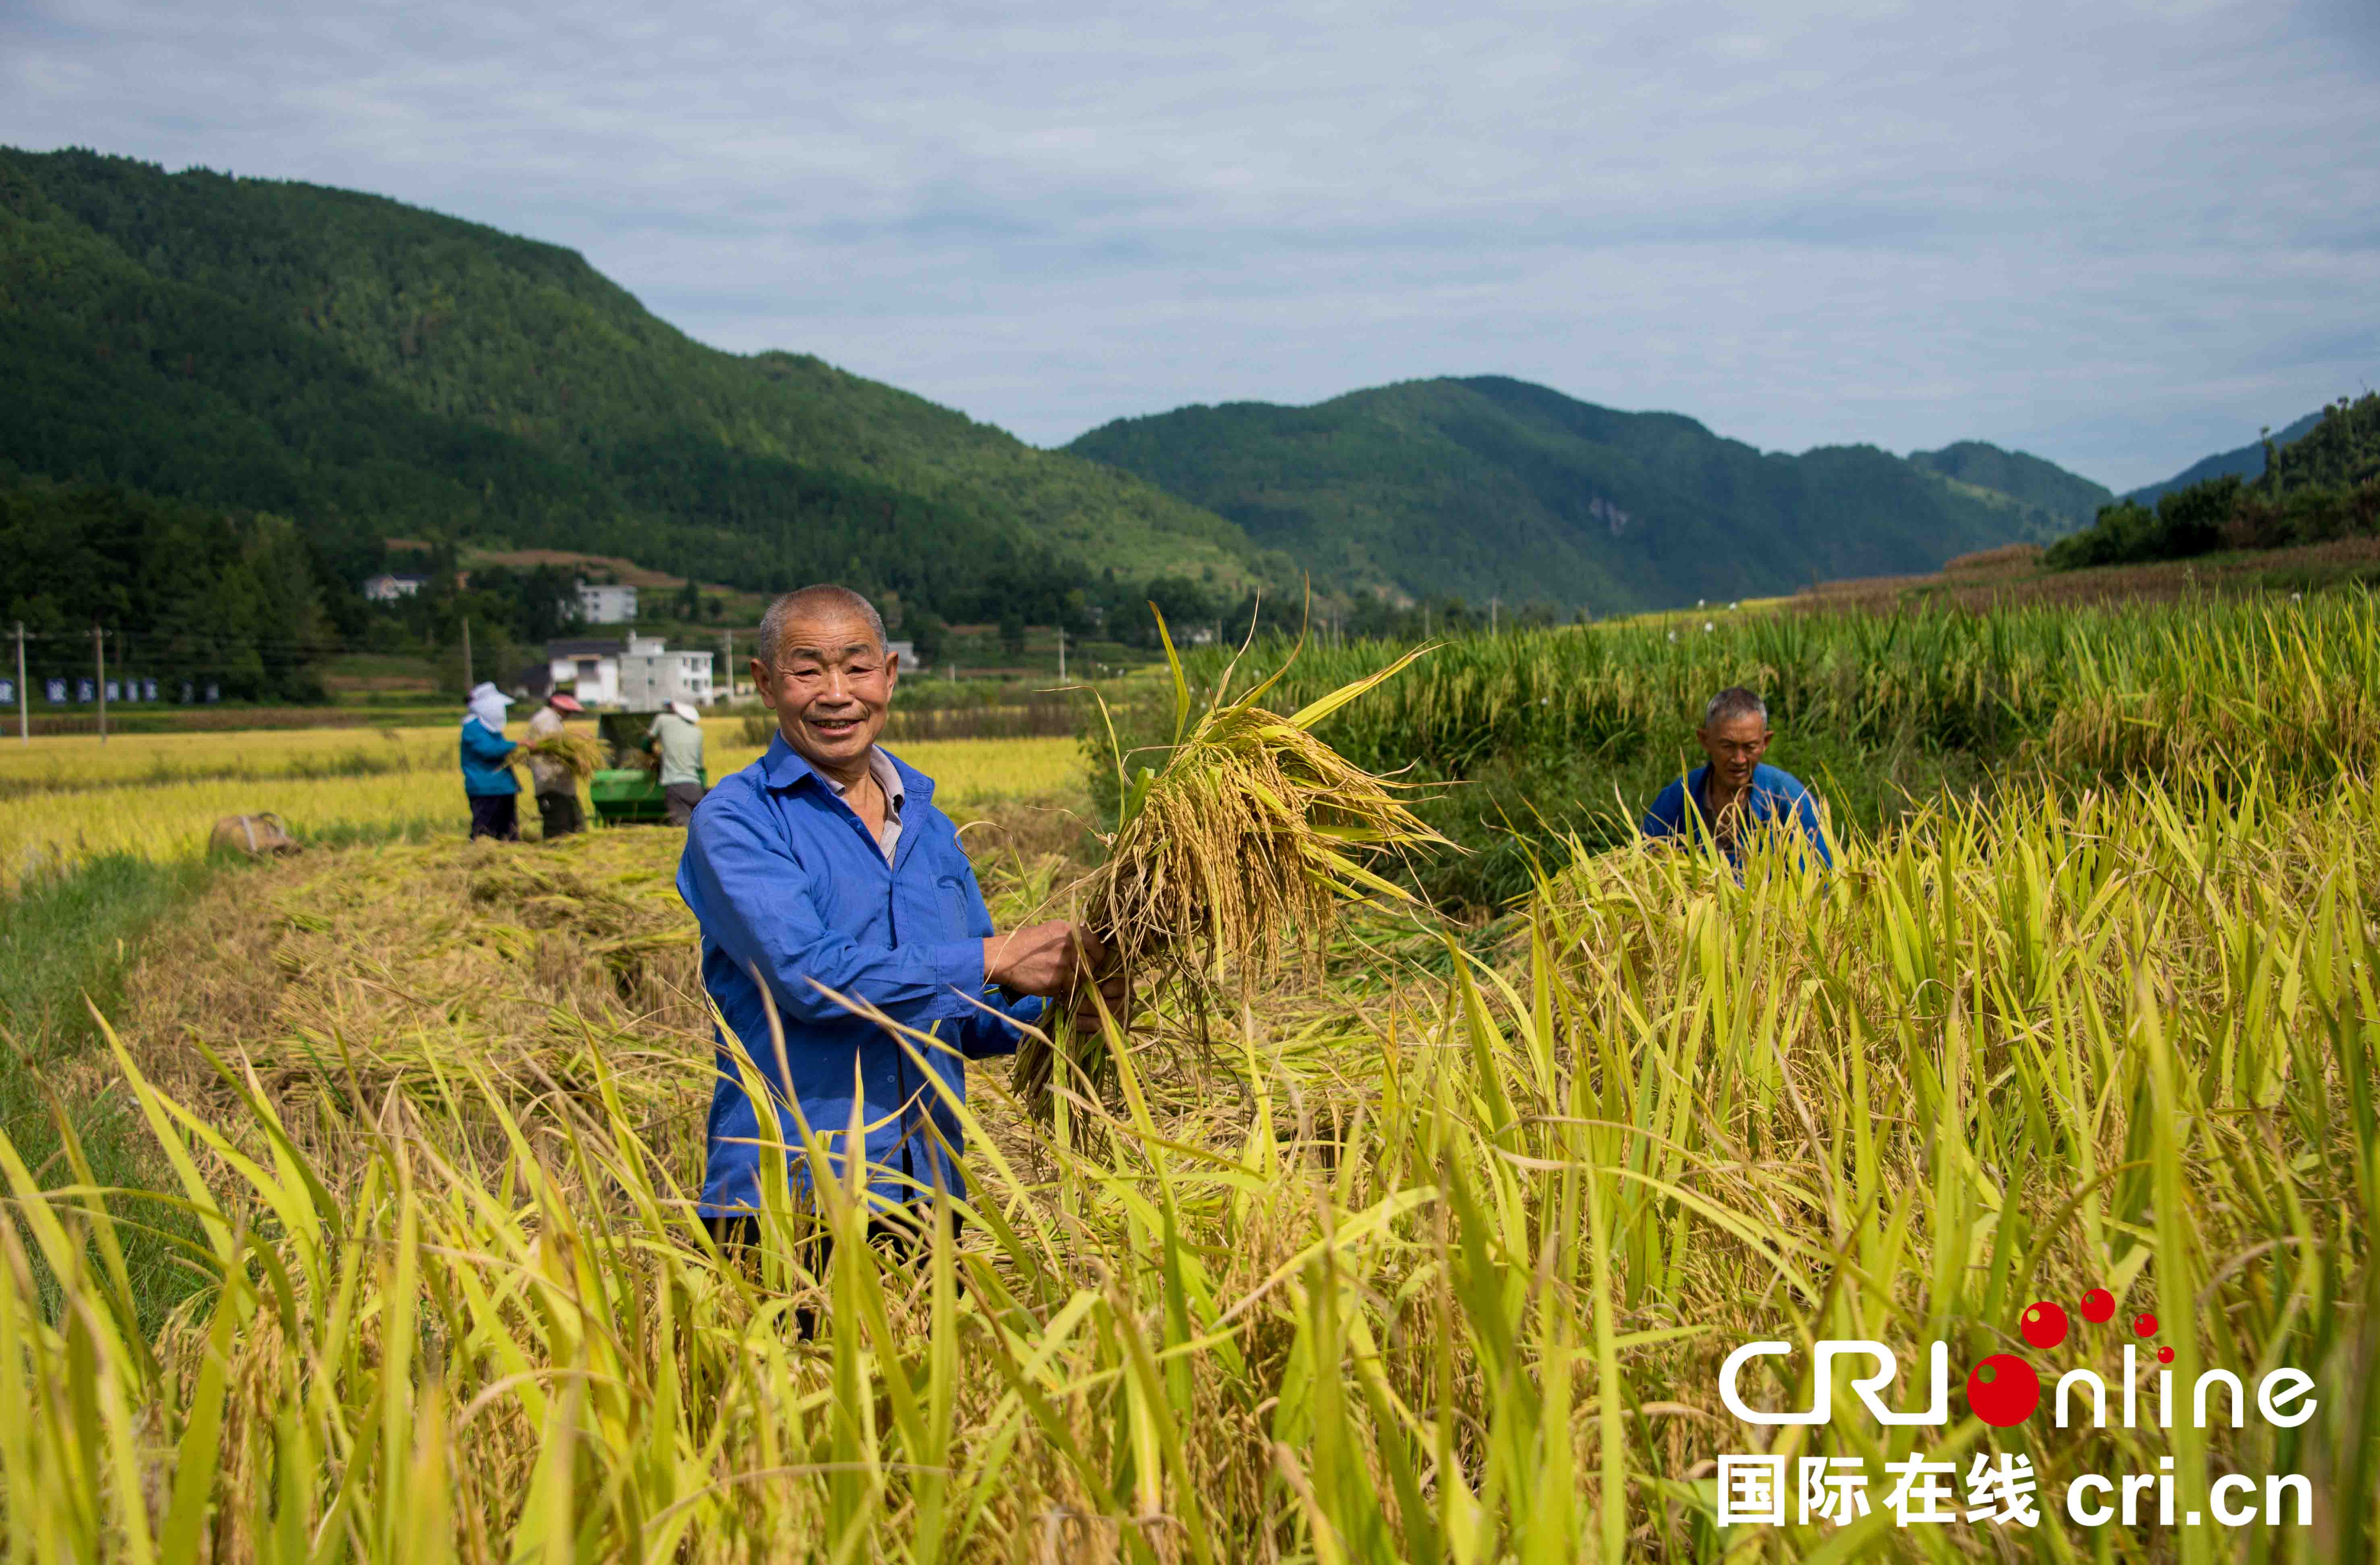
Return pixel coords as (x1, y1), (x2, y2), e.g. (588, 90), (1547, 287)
(1642, 686), (1833, 869)
(678, 584), (1109, 1261)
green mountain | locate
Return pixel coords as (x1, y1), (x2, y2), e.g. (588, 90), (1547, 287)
(1065, 377), (2095, 612)
(2122, 408), (2328, 507)
(0, 146), (1277, 627)
(1907, 442), (2111, 529)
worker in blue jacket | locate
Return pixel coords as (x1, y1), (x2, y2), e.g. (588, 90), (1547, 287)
(1642, 687), (1833, 868)
(458, 682), (522, 841)
(677, 585), (1118, 1263)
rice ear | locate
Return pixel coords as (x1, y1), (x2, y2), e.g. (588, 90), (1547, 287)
(1078, 648), (1450, 990)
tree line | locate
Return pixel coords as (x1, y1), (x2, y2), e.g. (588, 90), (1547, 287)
(0, 470), (334, 703)
(2048, 394), (2380, 570)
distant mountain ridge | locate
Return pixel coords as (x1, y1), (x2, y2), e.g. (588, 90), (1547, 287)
(1067, 376), (2103, 612)
(0, 145), (1277, 625)
(4, 146), (2123, 620)
(2123, 409), (2332, 507)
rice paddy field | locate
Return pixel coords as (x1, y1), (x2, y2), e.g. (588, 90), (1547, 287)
(3, 592), (2377, 1562)
(0, 728), (1081, 885)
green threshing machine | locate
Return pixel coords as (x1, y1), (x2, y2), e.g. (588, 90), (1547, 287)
(588, 711), (707, 825)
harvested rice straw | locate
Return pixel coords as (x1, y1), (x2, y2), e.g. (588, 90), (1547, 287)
(1014, 612), (1448, 1116)
(514, 730), (607, 780)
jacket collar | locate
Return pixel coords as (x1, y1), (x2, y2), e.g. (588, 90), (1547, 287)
(1687, 763), (1781, 815)
(759, 731), (937, 808)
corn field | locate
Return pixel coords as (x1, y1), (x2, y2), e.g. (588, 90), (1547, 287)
(4, 757), (2373, 1560)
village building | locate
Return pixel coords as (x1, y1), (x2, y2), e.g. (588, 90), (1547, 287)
(619, 635), (715, 709)
(546, 638), (624, 705)
(543, 635), (715, 708)
(362, 573), (429, 602)
(576, 581), (639, 624)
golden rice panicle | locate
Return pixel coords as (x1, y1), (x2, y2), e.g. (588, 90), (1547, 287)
(1086, 630), (1447, 982)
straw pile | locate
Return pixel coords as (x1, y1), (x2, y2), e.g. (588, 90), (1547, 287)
(121, 831), (708, 1177)
(1016, 625), (1446, 1115)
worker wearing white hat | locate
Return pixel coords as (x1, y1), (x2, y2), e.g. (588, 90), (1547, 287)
(645, 699), (709, 825)
(459, 682), (521, 841)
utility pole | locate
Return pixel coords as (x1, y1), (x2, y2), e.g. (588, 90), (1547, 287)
(12, 622), (27, 744)
(1489, 597), (1501, 635)
(460, 615), (473, 691)
(1057, 625), (1066, 681)
(721, 629), (734, 700)
(93, 624), (107, 744)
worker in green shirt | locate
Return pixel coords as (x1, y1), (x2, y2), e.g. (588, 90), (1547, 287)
(646, 699), (709, 825)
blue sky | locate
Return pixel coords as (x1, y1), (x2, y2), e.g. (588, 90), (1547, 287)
(5, 0), (2375, 490)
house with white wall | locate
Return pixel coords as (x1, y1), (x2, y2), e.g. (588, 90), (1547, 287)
(576, 581), (639, 624)
(547, 635), (714, 708)
(619, 635), (715, 709)
(546, 638), (624, 705)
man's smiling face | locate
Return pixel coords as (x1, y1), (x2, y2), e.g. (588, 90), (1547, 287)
(752, 607), (899, 778)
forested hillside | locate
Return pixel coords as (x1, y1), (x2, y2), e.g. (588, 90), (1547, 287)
(1907, 442), (2111, 527)
(2048, 393), (2380, 569)
(0, 474), (334, 702)
(1066, 376), (2096, 612)
(0, 146), (1284, 637)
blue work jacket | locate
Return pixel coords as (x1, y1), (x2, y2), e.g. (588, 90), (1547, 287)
(458, 718), (519, 797)
(1642, 763), (1833, 867)
(676, 735), (1042, 1218)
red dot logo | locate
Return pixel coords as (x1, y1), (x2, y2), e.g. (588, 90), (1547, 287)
(2133, 1312), (2159, 1337)
(2080, 1287), (2115, 1324)
(2157, 1347), (2175, 1364)
(1965, 1353), (2042, 1426)
(2019, 1301), (2069, 1350)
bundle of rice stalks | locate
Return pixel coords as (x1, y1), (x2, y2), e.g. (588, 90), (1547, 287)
(1015, 616), (1448, 1116)
(516, 729), (607, 780)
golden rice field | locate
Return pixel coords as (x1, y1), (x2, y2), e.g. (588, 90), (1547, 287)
(0, 729), (1082, 884)
(0, 725), (455, 788)
(7, 766), (2373, 1562)
(8, 599), (2380, 1563)
(0, 717), (860, 790)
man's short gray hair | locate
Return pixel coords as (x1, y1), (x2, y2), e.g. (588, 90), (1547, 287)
(1703, 686), (1768, 728)
(757, 585), (889, 666)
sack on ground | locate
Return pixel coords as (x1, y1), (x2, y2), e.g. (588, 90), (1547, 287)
(209, 813), (301, 859)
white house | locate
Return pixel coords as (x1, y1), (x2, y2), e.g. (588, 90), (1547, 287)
(618, 635), (715, 709)
(547, 638), (624, 705)
(576, 581), (639, 624)
(363, 574), (428, 602)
